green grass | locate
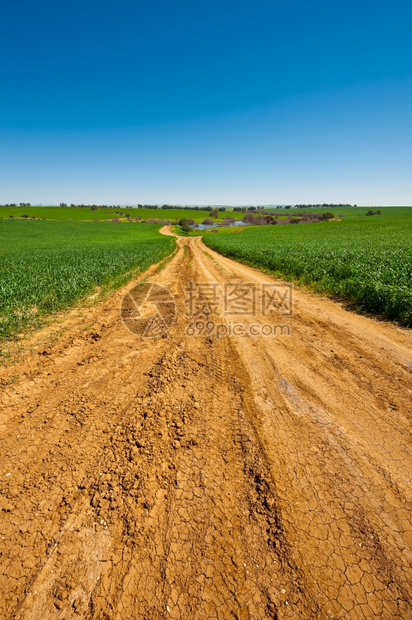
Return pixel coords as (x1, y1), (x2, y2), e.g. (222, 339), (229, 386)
(0, 220), (175, 341)
(261, 206), (410, 215)
(171, 225), (205, 237)
(0, 205), (223, 222)
(203, 208), (412, 326)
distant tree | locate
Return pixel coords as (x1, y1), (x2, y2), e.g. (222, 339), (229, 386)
(210, 208), (219, 218)
(366, 209), (381, 216)
(91, 205), (98, 211)
(243, 213), (256, 224)
(60, 202), (67, 207)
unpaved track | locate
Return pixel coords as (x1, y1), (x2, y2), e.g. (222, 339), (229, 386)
(0, 230), (411, 619)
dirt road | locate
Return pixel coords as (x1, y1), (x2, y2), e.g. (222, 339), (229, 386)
(1, 230), (411, 619)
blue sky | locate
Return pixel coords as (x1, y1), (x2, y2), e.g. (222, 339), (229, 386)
(1, 0), (411, 205)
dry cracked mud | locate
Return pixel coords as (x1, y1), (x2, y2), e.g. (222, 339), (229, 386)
(0, 229), (411, 619)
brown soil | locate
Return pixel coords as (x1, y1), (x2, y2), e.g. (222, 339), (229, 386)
(0, 228), (411, 619)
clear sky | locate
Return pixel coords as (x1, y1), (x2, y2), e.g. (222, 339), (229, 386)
(1, 0), (411, 205)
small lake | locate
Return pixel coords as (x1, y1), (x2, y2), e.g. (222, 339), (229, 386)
(195, 220), (249, 230)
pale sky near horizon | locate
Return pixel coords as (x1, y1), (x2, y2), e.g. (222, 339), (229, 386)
(1, 0), (411, 205)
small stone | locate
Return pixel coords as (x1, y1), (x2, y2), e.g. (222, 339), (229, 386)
(265, 497), (275, 509)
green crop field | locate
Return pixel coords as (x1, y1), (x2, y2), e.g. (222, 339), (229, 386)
(0, 220), (175, 342)
(203, 208), (412, 326)
(0, 206), (222, 222)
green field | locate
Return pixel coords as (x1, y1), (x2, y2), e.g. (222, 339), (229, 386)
(203, 208), (412, 326)
(0, 220), (175, 341)
(0, 206), (219, 222)
(2, 207), (411, 344)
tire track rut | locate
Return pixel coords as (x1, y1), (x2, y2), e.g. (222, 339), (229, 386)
(0, 231), (411, 618)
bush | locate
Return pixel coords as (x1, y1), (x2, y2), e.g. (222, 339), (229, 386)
(366, 210), (382, 216)
(243, 213), (256, 224)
